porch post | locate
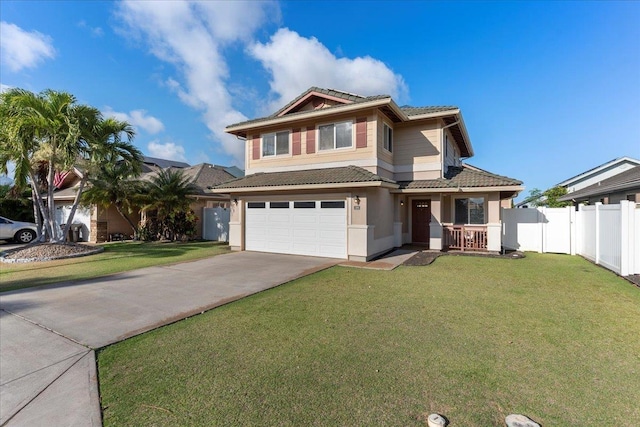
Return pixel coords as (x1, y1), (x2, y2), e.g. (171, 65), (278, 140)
(487, 193), (502, 252)
(430, 195), (443, 250)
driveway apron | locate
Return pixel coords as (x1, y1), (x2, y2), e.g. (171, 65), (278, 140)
(0, 251), (338, 426)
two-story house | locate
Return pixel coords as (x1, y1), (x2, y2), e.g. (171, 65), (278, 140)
(214, 87), (523, 261)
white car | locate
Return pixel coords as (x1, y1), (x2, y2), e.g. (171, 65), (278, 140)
(0, 216), (38, 243)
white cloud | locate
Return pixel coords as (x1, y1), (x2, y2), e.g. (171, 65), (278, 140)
(0, 83), (12, 93)
(147, 140), (187, 162)
(0, 21), (56, 72)
(103, 107), (165, 134)
(114, 2), (408, 167)
(77, 20), (104, 37)
(249, 29), (408, 114)
(115, 1), (278, 166)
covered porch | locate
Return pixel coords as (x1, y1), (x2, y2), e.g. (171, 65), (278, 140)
(392, 165), (523, 253)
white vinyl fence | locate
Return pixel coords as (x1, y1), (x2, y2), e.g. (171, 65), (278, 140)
(202, 206), (230, 242)
(502, 201), (639, 276)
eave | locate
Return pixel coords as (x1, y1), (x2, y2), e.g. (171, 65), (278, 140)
(210, 180), (399, 194)
(391, 185), (524, 194)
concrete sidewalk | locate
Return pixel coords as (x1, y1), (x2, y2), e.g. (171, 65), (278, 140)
(338, 248), (418, 270)
(0, 251), (338, 426)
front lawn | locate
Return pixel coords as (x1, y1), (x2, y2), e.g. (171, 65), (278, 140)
(98, 253), (640, 426)
(0, 241), (230, 292)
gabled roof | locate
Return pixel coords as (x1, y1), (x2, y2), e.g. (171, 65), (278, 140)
(557, 156), (640, 187)
(212, 165), (396, 192)
(398, 165), (522, 190)
(142, 156), (190, 170)
(226, 87), (473, 157)
(558, 166), (640, 202)
(142, 163), (236, 196)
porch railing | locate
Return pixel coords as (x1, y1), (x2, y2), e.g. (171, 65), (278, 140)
(443, 225), (488, 251)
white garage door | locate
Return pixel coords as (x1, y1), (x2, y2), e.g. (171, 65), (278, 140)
(245, 200), (347, 259)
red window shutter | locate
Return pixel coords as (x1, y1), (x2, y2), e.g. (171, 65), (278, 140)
(252, 136), (260, 160)
(306, 126), (316, 154)
(356, 117), (367, 148)
(292, 128), (301, 155)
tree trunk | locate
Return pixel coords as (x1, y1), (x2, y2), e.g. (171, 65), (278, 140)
(47, 159), (62, 242)
(62, 175), (87, 242)
(114, 203), (138, 235)
(28, 170), (53, 241)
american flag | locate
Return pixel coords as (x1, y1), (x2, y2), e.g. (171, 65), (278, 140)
(53, 171), (71, 189)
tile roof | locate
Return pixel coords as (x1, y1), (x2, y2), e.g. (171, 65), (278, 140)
(213, 166), (395, 189)
(399, 106), (458, 116)
(226, 87), (462, 131)
(142, 163), (237, 195)
(558, 165), (640, 201)
(399, 165), (522, 189)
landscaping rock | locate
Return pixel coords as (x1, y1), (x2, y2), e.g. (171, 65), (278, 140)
(427, 413), (447, 427)
(505, 414), (540, 427)
(0, 243), (103, 263)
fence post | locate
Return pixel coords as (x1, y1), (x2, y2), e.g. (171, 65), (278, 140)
(595, 202), (602, 265)
(539, 207), (546, 253)
(620, 200), (631, 276)
(569, 206), (577, 255)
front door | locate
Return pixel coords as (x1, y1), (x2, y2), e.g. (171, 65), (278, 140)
(412, 199), (431, 246)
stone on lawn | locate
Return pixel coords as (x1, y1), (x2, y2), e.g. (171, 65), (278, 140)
(505, 414), (540, 427)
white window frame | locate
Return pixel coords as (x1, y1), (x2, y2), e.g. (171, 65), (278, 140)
(452, 196), (486, 225)
(262, 130), (291, 158)
(317, 120), (354, 151)
(383, 122), (393, 153)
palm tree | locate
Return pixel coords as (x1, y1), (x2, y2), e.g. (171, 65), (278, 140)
(0, 88), (139, 243)
(82, 160), (143, 234)
(141, 169), (198, 240)
(62, 117), (140, 240)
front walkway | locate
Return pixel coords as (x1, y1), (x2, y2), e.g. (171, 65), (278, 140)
(0, 251), (339, 426)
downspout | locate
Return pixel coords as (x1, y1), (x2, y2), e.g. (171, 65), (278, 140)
(440, 119), (460, 178)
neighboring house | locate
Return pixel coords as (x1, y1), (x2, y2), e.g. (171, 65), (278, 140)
(54, 157), (238, 242)
(516, 156), (640, 207)
(212, 87), (523, 260)
(557, 165), (640, 205)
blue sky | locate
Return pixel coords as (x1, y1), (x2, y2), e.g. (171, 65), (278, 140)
(1, 1), (639, 201)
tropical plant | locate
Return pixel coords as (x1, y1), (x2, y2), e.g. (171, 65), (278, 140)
(140, 169), (198, 241)
(0, 88), (139, 243)
(81, 158), (144, 235)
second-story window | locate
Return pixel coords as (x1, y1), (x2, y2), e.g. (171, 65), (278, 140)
(383, 123), (393, 152)
(262, 131), (289, 157)
(318, 121), (352, 150)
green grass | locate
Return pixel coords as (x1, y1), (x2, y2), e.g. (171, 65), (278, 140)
(97, 253), (640, 426)
(0, 241), (230, 292)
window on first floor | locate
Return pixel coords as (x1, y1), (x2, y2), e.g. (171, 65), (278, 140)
(627, 194), (636, 202)
(318, 121), (352, 150)
(454, 197), (485, 224)
(262, 131), (289, 157)
(383, 123), (393, 152)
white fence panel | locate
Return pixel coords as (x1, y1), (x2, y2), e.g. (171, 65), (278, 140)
(203, 207), (230, 242)
(597, 205), (621, 274)
(579, 206), (596, 262)
(503, 201), (638, 276)
(542, 207), (573, 254)
(635, 207), (640, 274)
(502, 208), (542, 252)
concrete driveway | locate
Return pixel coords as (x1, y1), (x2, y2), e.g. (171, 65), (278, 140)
(0, 251), (338, 426)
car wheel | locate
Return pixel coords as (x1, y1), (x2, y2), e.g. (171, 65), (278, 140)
(14, 229), (36, 244)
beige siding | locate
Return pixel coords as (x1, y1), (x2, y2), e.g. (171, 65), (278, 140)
(105, 205), (140, 238)
(367, 187), (394, 239)
(393, 120), (440, 167)
(443, 128), (461, 171)
(376, 113), (393, 165)
(246, 110), (377, 171)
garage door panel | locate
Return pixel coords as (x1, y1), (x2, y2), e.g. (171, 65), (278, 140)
(245, 200), (346, 259)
